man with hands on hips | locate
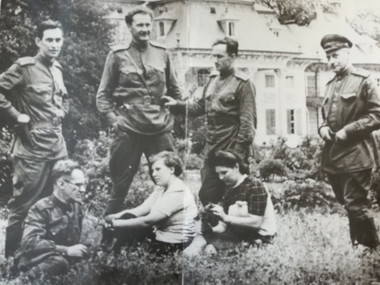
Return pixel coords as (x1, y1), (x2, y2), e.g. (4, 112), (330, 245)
(0, 20), (69, 257)
(96, 7), (182, 215)
(319, 34), (380, 249)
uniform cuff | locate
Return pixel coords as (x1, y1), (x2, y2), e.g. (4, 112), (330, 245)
(343, 123), (357, 136)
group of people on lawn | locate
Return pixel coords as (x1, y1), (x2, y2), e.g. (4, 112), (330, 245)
(1, 5), (380, 278)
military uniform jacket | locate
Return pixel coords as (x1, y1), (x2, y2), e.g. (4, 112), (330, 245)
(320, 65), (380, 174)
(0, 53), (68, 160)
(17, 195), (82, 270)
(96, 41), (182, 135)
(185, 70), (256, 160)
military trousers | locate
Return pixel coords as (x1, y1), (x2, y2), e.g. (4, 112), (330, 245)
(105, 129), (176, 215)
(6, 157), (57, 257)
(21, 254), (70, 277)
(328, 169), (380, 248)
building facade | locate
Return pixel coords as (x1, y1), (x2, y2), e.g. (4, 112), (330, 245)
(104, 0), (380, 145)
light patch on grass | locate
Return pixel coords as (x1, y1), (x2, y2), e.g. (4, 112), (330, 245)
(184, 210), (380, 284)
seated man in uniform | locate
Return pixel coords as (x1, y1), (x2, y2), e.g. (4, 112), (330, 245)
(16, 159), (88, 277)
(185, 150), (276, 256)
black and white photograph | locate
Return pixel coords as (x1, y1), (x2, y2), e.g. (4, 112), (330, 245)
(0, 0), (380, 284)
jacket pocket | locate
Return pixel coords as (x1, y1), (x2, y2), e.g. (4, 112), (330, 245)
(119, 66), (141, 86)
(26, 84), (52, 101)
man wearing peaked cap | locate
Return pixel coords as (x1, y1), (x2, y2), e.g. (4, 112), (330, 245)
(318, 33), (380, 249)
(320, 34), (353, 53)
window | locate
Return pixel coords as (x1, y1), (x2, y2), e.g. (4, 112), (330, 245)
(159, 22), (165, 37)
(376, 78), (380, 87)
(197, 69), (211, 87)
(285, 76), (294, 88)
(287, 109), (302, 135)
(287, 109), (295, 134)
(228, 22), (235, 36)
(265, 75), (275, 88)
(307, 74), (317, 97)
(266, 109), (276, 135)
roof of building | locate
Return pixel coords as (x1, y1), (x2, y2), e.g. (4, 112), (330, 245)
(154, 1), (299, 54)
(150, 0), (380, 64)
(107, 0), (380, 64)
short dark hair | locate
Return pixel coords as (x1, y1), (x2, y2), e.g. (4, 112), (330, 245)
(37, 19), (63, 39)
(125, 6), (154, 25)
(151, 151), (183, 177)
(52, 159), (81, 183)
(212, 37), (239, 56)
(210, 150), (244, 172)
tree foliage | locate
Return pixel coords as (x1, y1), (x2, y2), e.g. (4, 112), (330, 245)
(258, 0), (337, 26)
(0, 0), (115, 152)
(348, 8), (380, 43)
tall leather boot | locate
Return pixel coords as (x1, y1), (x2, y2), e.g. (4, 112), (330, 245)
(349, 217), (380, 249)
(5, 225), (23, 258)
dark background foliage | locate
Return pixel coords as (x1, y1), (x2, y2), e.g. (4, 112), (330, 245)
(0, 0), (115, 152)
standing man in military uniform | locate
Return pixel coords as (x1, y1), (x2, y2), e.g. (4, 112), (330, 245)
(319, 34), (380, 249)
(96, 7), (182, 215)
(17, 159), (88, 277)
(0, 20), (68, 257)
(164, 37), (257, 204)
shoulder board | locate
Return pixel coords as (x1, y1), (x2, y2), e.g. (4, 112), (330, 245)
(16, 57), (35, 66)
(234, 71), (249, 81)
(53, 61), (62, 69)
(111, 45), (129, 53)
(351, 68), (370, 78)
(35, 197), (54, 211)
(149, 41), (166, 49)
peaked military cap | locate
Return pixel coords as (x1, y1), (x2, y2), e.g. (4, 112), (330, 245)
(320, 34), (353, 53)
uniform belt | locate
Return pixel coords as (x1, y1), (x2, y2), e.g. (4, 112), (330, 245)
(207, 116), (238, 126)
(30, 118), (62, 129)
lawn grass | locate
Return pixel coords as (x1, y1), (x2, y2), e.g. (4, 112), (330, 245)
(0, 174), (379, 284)
(0, 210), (379, 284)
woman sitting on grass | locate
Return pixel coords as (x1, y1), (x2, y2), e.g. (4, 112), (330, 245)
(102, 151), (199, 254)
(185, 150), (277, 256)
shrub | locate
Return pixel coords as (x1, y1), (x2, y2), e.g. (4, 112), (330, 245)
(0, 128), (13, 206)
(0, 0), (115, 144)
(279, 179), (339, 213)
(257, 159), (287, 181)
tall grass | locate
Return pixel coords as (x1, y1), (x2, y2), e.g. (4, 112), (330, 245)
(1, 210), (378, 284)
